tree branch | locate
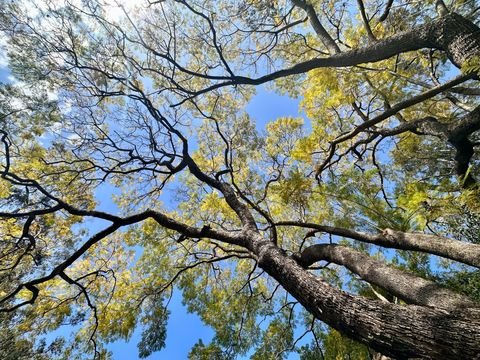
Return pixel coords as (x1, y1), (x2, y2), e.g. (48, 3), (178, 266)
(295, 244), (476, 309)
(290, 0), (340, 54)
(356, 0), (376, 41)
(276, 221), (480, 268)
(176, 12), (479, 105)
(316, 73), (473, 175)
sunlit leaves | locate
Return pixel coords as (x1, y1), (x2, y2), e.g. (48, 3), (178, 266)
(188, 339), (227, 360)
(320, 329), (370, 360)
(265, 116), (304, 158)
(0, 0), (479, 359)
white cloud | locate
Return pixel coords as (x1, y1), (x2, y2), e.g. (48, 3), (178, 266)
(93, 0), (140, 22)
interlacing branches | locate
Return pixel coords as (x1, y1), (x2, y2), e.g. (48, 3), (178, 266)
(1, 0), (480, 359)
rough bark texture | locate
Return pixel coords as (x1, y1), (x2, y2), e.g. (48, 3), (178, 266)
(430, 13), (480, 68)
(296, 244), (477, 309)
(254, 240), (480, 360)
(231, 12), (480, 89)
(382, 229), (480, 268)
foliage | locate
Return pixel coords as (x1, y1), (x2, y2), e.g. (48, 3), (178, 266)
(0, 0), (479, 359)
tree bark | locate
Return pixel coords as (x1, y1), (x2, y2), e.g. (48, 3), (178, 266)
(229, 12), (480, 89)
(430, 13), (480, 69)
(290, 0), (341, 55)
(296, 244), (477, 309)
(382, 228), (480, 268)
(254, 240), (480, 360)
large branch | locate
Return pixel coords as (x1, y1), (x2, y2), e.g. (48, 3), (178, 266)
(256, 240), (480, 359)
(295, 244), (476, 309)
(177, 12), (480, 104)
(276, 221), (480, 268)
(0, 209), (244, 312)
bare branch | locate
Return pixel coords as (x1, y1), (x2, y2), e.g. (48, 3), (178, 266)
(276, 221), (480, 268)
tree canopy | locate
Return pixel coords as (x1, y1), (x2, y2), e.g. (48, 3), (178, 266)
(1, 0), (480, 359)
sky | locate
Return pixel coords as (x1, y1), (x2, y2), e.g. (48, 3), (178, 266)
(3, 1), (476, 358)
(0, 2), (422, 358)
(108, 291), (213, 359)
(0, 2), (449, 358)
(0, 49), (304, 358)
(106, 87), (302, 359)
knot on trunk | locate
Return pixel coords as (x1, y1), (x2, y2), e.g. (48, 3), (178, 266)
(382, 228), (397, 240)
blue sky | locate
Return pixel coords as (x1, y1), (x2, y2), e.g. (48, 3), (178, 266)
(108, 291), (213, 359)
(105, 87), (303, 359)
(1, 57), (306, 358)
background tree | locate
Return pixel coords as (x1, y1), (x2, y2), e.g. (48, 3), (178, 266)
(1, 0), (480, 359)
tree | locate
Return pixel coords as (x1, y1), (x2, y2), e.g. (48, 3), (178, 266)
(1, 0), (480, 358)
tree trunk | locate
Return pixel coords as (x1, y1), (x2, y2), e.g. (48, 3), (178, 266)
(254, 240), (480, 360)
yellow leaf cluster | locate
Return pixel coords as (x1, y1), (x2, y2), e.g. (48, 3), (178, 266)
(200, 191), (237, 221)
(302, 68), (355, 118)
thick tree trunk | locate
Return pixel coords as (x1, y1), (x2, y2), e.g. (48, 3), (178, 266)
(253, 239), (480, 359)
(249, 10), (480, 360)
